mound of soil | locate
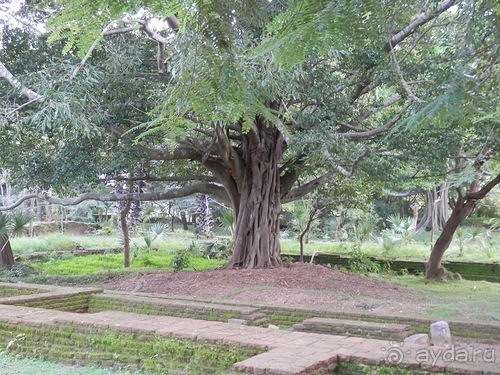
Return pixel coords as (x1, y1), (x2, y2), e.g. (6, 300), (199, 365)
(101, 263), (421, 315)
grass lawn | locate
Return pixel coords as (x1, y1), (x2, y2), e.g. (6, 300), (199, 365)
(375, 274), (500, 321)
(0, 353), (147, 375)
(280, 230), (500, 263)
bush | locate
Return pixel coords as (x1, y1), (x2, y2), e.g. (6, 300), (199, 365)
(348, 244), (381, 275)
(171, 250), (190, 272)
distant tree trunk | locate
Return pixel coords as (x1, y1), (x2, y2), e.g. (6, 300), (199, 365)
(398, 197), (404, 219)
(226, 123), (284, 269)
(299, 203), (322, 263)
(35, 198), (43, 221)
(0, 238), (15, 268)
(180, 211), (189, 230)
(45, 201), (52, 222)
(410, 204), (418, 233)
(334, 212), (344, 242)
(120, 201), (132, 268)
(416, 183), (450, 234)
(426, 174), (500, 280)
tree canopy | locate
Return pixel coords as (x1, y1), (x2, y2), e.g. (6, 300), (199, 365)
(1, 0), (498, 269)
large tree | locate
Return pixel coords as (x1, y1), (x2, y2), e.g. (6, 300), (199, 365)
(1, 0), (497, 269)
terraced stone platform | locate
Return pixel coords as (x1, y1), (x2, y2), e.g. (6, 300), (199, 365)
(0, 283), (498, 374)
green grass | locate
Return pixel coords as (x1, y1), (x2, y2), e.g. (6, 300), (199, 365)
(281, 229), (500, 263)
(0, 353), (147, 375)
(375, 273), (500, 321)
(11, 230), (198, 255)
(31, 252), (226, 276)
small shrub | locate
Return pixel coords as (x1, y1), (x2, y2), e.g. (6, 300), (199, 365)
(482, 232), (495, 258)
(140, 255), (154, 267)
(454, 227), (470, 257)
(348, 244), (381, 275)
(171, 249), (191, 272)
(379, 229), (397, 255)
(203, 240), (232, 259)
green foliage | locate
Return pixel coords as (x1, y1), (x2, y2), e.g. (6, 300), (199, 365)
(351, 221), (374, 247)
(0, 213), (9, 241)
(31, 248), (224, 276)
(486, 218), (500, 230)
(379, 229), (398, 256)
(170, 249), (191, 272)
(348, 244), (381, 275)
(0, 210), (34, 240)
(2, 0), (498, 274)
(203, 240), (232, 260)
(142, 223), (167, 252)
(386, 214), (414, 245)
(218, 210), (234, 238)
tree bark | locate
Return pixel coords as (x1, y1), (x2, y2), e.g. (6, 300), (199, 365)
(225, 122), (284, 269)
(0, 238), (15, 268)
(120, 201), (132, 268)
(426, 174), (500, 280)
(416, 183), (450, 232)
(180, 211), (189, 230)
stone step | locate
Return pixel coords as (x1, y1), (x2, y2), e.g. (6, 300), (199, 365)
(92, 292), (267, 324)
(293, 317), (412, 341)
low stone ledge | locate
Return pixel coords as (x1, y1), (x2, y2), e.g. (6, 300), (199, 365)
(293, 317), (412, 341)
(90, 292), (267, 324)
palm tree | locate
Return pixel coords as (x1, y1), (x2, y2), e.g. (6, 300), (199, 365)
(0, 210), (34, 268)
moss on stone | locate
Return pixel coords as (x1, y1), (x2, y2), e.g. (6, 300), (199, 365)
(0, 322), (262, 375)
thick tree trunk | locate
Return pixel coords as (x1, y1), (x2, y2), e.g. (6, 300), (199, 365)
(226, 123), (284, 269)
(0, 238), (15, 268)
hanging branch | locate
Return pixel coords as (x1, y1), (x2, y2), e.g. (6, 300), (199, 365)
(0, 183), (230, 211)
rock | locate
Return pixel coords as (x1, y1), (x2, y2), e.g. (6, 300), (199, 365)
(430, 321), (452, 347)
(404, 333), (430, 346)
(228, 318), (247, 325)
(268, 324), (280, 330)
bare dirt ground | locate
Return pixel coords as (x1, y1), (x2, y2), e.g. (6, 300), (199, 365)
(101, 263), (422, 315)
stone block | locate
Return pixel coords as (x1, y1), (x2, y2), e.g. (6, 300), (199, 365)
(404, 333), (430, 346)
(430, 321), (452, 347)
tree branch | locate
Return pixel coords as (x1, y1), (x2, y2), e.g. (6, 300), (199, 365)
(385, 0), (456, 52)
(348, 94), (402, 127)
(71, 16), (178, 79)
(0, 183), (230, 211)
(389, 42), (425, 103)
(349, 0), (456, 103)
(282, 172), (335, 203)
(112, 175), (218, 183)
(388, 188), (426, 197)
(466, 174), (500, 200)
(341, 101), (413, 139)
(144, 146), (201, 161)
(0, 60), (44, 104)
(215, 125), (244, 189)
